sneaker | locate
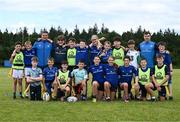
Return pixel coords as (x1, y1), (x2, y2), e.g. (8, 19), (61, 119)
(13, 94), (16, 99)
(151, 97), (156, 101)
(105, 97), (111, 101)
(92, 98), (97, 103)
(124, 99), (129, 103)
(81, 95), (87, 101)
(20, 95), (24, 99)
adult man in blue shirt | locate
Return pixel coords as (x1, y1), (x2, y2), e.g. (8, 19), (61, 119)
(33, 31), (53, 69)
(139, 32), (157, 68)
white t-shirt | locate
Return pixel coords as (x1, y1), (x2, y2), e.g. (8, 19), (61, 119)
(126, 49), (140, 69)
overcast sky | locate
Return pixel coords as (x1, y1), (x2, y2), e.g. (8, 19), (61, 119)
(0, 0), (180, 34)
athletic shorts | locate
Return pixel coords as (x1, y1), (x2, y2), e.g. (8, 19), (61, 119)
(138, 82), (147, 98)
(92, 81), (104, 91)
(74, 84), (83, 94)
(45, 81), (54, 94)
(12, 69), (24, 79)
(24, 67), (31, 78)
(107, 82), (117, 92)
(158, 86), (166, 97)
(120, 82), (132, 93)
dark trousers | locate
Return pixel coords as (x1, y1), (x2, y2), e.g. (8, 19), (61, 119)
(30, 85), (41, 100)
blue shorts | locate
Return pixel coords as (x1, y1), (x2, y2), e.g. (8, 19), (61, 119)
(45, 81), (53, 94)
(158, 86), (166, 97)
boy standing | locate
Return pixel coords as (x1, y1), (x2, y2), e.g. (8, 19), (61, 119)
(27, 56), (43, 100)
(10, 42), (24, 99)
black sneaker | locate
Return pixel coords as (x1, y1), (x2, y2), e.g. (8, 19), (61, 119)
(13, 93), (16, 99)
(169, 96), (173, 100)
(105, 97), (111, 102)
(151, 97), (156, 102)
(20, 95), (24, 99)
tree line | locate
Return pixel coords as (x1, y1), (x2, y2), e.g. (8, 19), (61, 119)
(0, 24), (180, 67)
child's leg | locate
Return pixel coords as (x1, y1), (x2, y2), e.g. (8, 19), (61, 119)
(97, 91), (104, 100)
(17, 78), (23, 97)
(145, 83), (155, 98)
(52, 82), (58, 98)
(30, 85), (36, 100)
(65, 86), (71, 97)
(121, 83), (129, 100)
(134, 83), (140, 98)
(82, 81), (87, 96)
(92, 81), (99, 99)
(168, 76), (173, 98)
(104, 81), (111, 99)
(13, 78), (17, 99)
(110, 91), (116, 101)
(36, 85), (42, 100)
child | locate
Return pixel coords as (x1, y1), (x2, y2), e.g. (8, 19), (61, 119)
(23, 41), (36, 97)
(76, 39), (89, 67)
(103, 56), (119, 101)
(71, 60), (88, 100)
(89, 56), (105, 102)
(134, 58), (156, 101)
(67, 38), (77, 71)
(51, 35), (67, 68)
(118, 56), (137, 102)
(152, 54), (169, 101)
(10, 42), (24, 99)
(112, 36), (125, 67)
(157, 41), (173, 100)
(27, 56), (43, 100)
(98, 41), (112, 64)
(126, 39), (140, 70)
(55, 60), (71, 101)
(42, 58), (58, 97)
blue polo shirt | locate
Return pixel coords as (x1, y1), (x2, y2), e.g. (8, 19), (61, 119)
(76, 46), (89, 66)
(118, 65), (137, 85)
(98, 49), (112, 63)
(23, 48), (36, 67)
(43, 66), (58, 82)
(89, 64), (105, 83)
(156, 51), (172, 69)
(89, 45), (101, 65)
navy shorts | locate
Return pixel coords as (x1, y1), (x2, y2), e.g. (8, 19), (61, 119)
(45, 81), (53, 94)
(138, 82), (147, 98)
(92, 81), (104, 91)
(158, 86), (166, 97)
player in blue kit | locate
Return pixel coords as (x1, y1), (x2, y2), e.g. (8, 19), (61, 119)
(76, 39), (89, 67)
(42, 58), (58, 98)
(156, 41), (173, 100)
(23, 41), (36, 97)
(104, 56), (119, 101)
(119, 56), (137, 102)
(89, 56), (105, 102)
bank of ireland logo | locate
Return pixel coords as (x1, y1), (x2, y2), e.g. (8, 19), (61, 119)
(140, 74), (148, 82)
(68, 51), (75, 58)
(60, 75), (66, 84)
(156, 72), (163, 79)
(15, 55), (22, 62)
(115, 52), (122, 59)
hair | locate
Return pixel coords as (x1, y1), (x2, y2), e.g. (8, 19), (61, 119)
(31, 56), (38, 62)
(104, 41), (111, 46)
(41, 30), (48, 35)
(24, 41), (32, 45)
(128, 39), (135, 45)
(61, 60), (68, 65)
(144, 31), (151, 35)
(68, 37), (76, 43)
(15, 41), (22, 46)
(78, 59), (85, 64)
(57, 35), (65, 41)
(79, 39), (86, 43)
(140, 58), (147, 62)
(124, 56), (131, 61)
(48, 57), (54, 62)
(94, 56), (100, 60)
(113, 36), (121, 42)
(156, 54), (164, 59)
(158, 41), (166, 47)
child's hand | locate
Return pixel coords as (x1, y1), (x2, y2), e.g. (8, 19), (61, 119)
(157, 86), (161, 91)
(11, 49), (17, 57)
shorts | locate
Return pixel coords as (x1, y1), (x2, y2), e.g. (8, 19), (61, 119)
(108, 82), (117, 92)
(45, 81), (54, 94)
(158, 86), (166, 97)
(92, 81), (104, 91)
(74, 84), (83, 94)
(138, 82), (147, 98)
(30, 85), (41, 100)
(57, 89), (65, 98)
(12, 69), (24, 79)
(24, 67), (31, 78)
(120, 82), (132, 93)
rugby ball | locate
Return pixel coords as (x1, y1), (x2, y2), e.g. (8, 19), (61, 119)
(67, 96), (78, 102)
(42, 92), (50, 101)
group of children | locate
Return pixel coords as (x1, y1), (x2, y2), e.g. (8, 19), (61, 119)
(9, 34), (173, 102)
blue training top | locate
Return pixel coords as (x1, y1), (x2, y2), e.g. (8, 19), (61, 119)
(89, 64), (105, 83)
(76, 46), (89, 66)
(23, 48), (36, 68)
(33, 40), (52, 67)
(118, 65), (137, 85)
(89, 45), (101, 65)
(156, 51), (172, 69)
(43, 66), (58, 82)
(139, 41), (156, 68)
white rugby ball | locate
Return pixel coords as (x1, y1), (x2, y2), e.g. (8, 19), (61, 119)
(42, 92), (50, 101)
(67, 96), (78, 102)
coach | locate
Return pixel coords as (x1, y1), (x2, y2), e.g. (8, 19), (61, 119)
(33, 31), (53, 69)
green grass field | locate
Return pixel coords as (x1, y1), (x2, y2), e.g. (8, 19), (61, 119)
(0, 68), (180, 122)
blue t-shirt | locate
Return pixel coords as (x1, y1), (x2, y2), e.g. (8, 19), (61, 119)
(156, 51), (172, 69)
(118, 65), (137, 85)
(76, 46), (89, 66)
(23, 49), (36, 67)
(89, 45), (101, 65)
(139, 41), (156, 68)
(98, 49), (112, 63)
(33, 40), (52, 67)
(103, 64), (119, 86)
(89, 64), (105, 83)
(43, 66), (58, 82)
